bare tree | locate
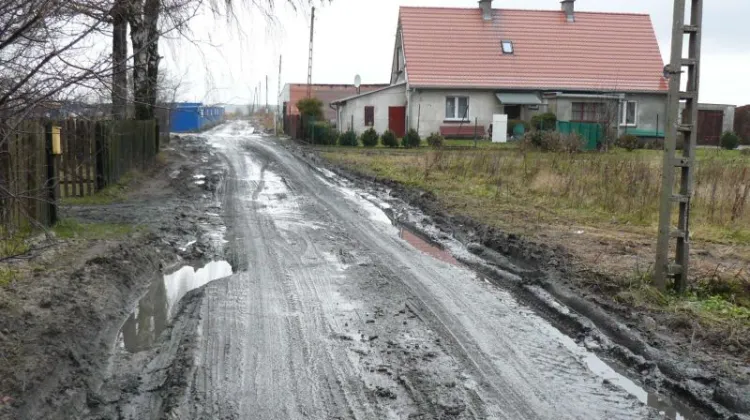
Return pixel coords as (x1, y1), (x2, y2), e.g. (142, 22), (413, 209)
(0, 0), (112, 121)
(112, 0), (129, 119)
(125, 0), (327, 121)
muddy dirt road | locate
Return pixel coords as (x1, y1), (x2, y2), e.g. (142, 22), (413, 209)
(97, 122), (676, 419)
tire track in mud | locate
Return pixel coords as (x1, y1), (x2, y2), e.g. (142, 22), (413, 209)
(109, 124), (660, 420)
(229, 130), (657, 419)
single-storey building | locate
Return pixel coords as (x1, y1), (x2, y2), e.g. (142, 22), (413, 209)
(332, 0), (669, 141)
(279, 83), (388, 125)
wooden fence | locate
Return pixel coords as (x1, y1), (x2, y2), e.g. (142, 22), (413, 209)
(1, 119), (158, 231)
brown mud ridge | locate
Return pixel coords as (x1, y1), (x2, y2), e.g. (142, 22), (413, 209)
(301, 146), (750, 420)
(0, 135), (227, 420)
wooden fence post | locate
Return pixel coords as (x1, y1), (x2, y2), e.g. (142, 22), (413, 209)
(95, 122), (106, 190)
(155, 121), (160, 153)
(46, 124), (58, 226)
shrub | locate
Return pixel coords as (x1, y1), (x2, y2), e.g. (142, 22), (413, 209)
(507, 120), (531, 135)
(521, 131), (584, 153)
(616, 134), (639, 152)
(721, 131), (740, 150)
(531, 112), (557, 131)
(310, 122), (337, 145)
(381, 130), (398, 148)
(296, 97), (324, 119)
(402, 129), (421, 149)
(338, 130), (358, 147)
(426, 132), (444, 148)
(360, 128), (379, 147)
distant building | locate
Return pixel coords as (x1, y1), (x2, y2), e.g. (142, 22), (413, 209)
(279, 83), (389, 124)
(170, 102), (225, 132)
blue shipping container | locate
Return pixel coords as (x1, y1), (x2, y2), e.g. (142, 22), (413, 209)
(170, 103), (226, 133)
(171, 102), (203, 132)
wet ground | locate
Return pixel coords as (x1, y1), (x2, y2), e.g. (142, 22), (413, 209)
(80, 121), (720, 419)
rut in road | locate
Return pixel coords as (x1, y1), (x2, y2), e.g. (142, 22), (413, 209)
(177, 122), (658, 419)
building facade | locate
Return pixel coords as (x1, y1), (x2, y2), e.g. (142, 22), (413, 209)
(332, 1), (669, 141)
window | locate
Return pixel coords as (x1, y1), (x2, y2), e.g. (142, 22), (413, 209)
(364, 106), (374, 126)
(445, 96), (469, 120)
(572, 102), (607, 122)
(621, 101), (637, 126)
(501, 40), (514, 54)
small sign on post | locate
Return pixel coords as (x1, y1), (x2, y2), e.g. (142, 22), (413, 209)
(51, 126), (62, 155)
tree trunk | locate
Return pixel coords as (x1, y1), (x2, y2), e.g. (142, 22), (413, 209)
(144, 0), (160, 118)
(128, 0), (159, 120)
(129, 3), (149, 120)
(111, 0), (128, 120)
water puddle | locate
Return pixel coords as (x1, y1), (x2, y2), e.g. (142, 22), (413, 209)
(117, 260), (233, 353)
(398, 225), (458, 266)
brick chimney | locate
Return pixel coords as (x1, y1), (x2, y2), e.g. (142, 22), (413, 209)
(561, 0), (575, 22)
(479, 0), (493, 21)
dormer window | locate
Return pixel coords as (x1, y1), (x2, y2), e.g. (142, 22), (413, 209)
(502, 40), (514, 54)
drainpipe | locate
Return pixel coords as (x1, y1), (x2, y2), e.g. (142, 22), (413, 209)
(406, 87), (412, 133)
(329, 102), (338, 128)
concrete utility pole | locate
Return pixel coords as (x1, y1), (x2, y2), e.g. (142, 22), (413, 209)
(265, 75), (269, 113)
(654, 0), (703, 292)
(276, 55), (282, 136)
(307, 7), (315, 98)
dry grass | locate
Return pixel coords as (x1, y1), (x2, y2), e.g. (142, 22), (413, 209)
(325, 148), (750, 244)
(323, 147), (750, 330)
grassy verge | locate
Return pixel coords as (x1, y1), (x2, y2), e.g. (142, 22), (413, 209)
(53, 219), (138, 240)
(322, 146), (750, 334)
(0, 267), (17, 287)
(0, 230), (31, 260)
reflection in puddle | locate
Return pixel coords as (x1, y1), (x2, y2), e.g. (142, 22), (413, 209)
(118, 261), (233, 353)
(399, 226), (458, 266)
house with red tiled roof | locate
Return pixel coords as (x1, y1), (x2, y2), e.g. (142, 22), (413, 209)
(332, 0), (668, 141)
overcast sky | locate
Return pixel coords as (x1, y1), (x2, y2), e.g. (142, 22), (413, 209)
(163, 0), (750, 106)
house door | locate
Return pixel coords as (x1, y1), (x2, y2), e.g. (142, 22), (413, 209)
(388, 106), (407, 137)
(697, 110), (723, 146)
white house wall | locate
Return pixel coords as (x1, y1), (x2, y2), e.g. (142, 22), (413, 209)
(409, 90), (504, 138)
(338, 85), (407, 134)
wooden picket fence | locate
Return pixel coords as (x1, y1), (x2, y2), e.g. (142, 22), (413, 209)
(0, 120), (51, 231)
(0, 119), (158, 231)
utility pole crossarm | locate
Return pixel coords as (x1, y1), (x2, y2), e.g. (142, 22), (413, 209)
(654, 0), (703, 292)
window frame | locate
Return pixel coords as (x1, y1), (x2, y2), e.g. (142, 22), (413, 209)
(445, 96), (470, 121)
(501, 40), (514, 55)
(571, 102), (607, 123)
(364, 105), (375, 127)
(620, 101), (638, 127)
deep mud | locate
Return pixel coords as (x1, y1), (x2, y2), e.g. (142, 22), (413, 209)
(301, 144), (750, 420)
(0, 134), (228, 420)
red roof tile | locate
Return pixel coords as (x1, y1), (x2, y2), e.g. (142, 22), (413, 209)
(399, 7), (668, 92)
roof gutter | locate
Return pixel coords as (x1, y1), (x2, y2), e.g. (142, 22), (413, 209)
(407, 85), (667, 95)
(544, 92), (625, 100)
